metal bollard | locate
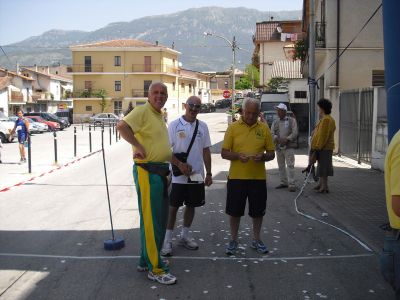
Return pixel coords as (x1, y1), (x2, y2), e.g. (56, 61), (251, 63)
(81, 123), (84, 131)
(74, 127), (77, 157)
(89, 124), (92, 153)
(115, 125), (118, 143)
(112, 122), (115, 135)
(53, 131), (58, 164)
(27, 134), (32, 173)
(109, 125), (112, 146)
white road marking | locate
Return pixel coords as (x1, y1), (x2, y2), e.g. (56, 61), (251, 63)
(0, 252), (374, 261)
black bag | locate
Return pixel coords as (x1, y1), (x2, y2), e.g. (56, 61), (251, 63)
(171, 120), (199, 176)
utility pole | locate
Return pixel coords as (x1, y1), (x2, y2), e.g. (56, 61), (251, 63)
(309, 0), (317, 134)
(383, 0), (400, 142)
(204, 32), (238, 111)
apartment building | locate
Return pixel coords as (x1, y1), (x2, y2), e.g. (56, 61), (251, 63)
(68, 39), (210, 122)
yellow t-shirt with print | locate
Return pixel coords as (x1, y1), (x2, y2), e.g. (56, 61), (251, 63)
(222, 118), (275, 180)
(123, 102), (172, 163)
(385, 130), (400, 229)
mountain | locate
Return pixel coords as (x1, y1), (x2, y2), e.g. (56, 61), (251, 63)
(0, 7), (301, 71)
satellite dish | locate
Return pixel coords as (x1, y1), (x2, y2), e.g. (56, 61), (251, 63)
(277, 26), (282, 33)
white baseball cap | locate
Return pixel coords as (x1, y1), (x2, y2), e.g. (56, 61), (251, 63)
(275, 103), (287, 111)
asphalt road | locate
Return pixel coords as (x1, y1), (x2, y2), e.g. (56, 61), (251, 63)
(0, 112), (394, 299)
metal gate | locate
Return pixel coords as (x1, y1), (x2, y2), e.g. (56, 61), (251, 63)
(339, 88), (374, 163)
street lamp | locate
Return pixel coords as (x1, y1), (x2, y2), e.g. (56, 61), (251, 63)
(204, 32), (237, 109)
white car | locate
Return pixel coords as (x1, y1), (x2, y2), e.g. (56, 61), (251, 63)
(89, 113), (119, 126)
(26, 118), (48, 133)
(0, 120), (15, 143)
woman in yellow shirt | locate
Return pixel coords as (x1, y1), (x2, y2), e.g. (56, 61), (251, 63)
(310, 98), (336, 193)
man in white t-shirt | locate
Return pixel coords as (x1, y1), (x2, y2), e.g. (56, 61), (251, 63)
(161, 96), (212, 256)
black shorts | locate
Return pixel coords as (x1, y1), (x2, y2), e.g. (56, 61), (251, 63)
(226, 179), (267, 218)
(169, 183), (205, 208)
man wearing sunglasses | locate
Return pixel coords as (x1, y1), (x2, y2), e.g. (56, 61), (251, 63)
(161, 96), (213, 257)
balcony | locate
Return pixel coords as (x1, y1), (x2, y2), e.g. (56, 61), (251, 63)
(72, 89), (104, 98)
(11, 91), (24, 102)
(67, 64), (103, 73)
(315, 22), (326, 48)
(131, 64), (178, 74)
(132, 89), (149, 98)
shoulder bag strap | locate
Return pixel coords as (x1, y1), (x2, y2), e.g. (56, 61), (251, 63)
(186, 120), (199, 155)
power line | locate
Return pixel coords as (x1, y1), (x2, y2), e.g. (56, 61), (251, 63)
(0, 45), (14, 65)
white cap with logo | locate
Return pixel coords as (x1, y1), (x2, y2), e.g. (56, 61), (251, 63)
(275, 103), (287, 111)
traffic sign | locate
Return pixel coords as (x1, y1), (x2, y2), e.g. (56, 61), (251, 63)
(223, 90), (231, 99)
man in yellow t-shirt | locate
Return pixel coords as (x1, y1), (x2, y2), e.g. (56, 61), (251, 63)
(383, 129), (400, 295)
(117, 82), (190, 285)
(221, 98), (275, 255)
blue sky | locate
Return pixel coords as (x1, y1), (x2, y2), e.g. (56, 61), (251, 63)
(0, 0), (302, 45)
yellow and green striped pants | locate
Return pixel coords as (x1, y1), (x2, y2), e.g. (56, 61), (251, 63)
(133, 163), (169, 274)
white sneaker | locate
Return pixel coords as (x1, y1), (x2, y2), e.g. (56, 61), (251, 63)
(148, 271), (177, 285)
(178, 236), (199, 250)
(160, 241), (173, 256)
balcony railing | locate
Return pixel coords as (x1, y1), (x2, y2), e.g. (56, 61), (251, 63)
(132, 64), (178, 74)
(11, 91), (24, 102)
(315, 22), (326, 48)
(72, 89), (104, 98)
(132, 89), (149, 98)
(67, 64), (103, 72)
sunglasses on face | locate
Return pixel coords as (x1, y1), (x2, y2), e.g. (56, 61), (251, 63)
(187, 103), (201, 110)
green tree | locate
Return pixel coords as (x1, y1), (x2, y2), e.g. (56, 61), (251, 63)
(266, 77), (288, 92)
(94, 89), (108, 112)
(235, 64), (260, 90)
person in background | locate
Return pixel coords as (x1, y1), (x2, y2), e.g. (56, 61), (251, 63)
(221, 98), (275, 255)
(163, 108), (168, 123)
(10, 109), (30, 163)
(309, 98), (336, 193)
(271, 103), (298, 192)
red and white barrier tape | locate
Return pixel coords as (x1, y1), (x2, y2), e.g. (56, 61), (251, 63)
(0, 150), (102, 193)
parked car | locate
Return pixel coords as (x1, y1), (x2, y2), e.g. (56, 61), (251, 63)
(24, 112), (68, 130)
(199, 104), (210, 113)
(207, 103), (216, 112)
(0, 112), (15, 143)
(28, 115), (60, 131)
(215, 99), (225, 109)
(26, 118), (48, 133)
(89, 113), (119, 126)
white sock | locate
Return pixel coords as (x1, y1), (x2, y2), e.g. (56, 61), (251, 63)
(165, 229), (173, 242)
(181, 227), (190, 239)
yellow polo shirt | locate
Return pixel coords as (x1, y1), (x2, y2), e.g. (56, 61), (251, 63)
(222, 118), (275, 180)
(385, 130), (400, 229)
(123, 102), (172, 163)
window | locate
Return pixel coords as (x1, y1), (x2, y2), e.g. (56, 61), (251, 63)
(172, 82), (176, 91)
(372, 70), (385, 86)
(181, 83), (185, 91)
(114, 56), (121, 66)
(144, 80), (152, 97)
(189, 84), (192, 93)
(114, 100), (122, 115)
(84, 81), (92, 90)
(294, 91), (307, 99)
(115, 81), (121, 91)
(86, 106), (92, 111)
(84, 56), (91, 72)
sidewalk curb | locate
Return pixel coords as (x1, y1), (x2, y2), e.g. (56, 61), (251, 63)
(0, 150), (102, 193)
